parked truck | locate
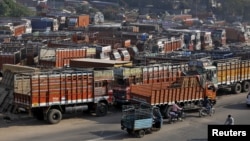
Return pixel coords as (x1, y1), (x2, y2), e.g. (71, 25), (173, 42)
(31, 17), (58, 32)
(190, 57), (250, 94)
(66, 14), (89, 29)
(112, 63), (188, 106)
(0, 22), (25, 37)
(203, 26), (227, 47)
(129, 75), (217, 118)
(225, 27), (248, 43)
(200, 31), (213, 50)
(13, 68), (114, 124)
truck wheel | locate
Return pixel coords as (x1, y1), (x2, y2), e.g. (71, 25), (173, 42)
(95, 103), (108, 117)
(47, 109), (62, 124)
(136, 130), (145, 138)
(242, 81), (250, 92)
(232, 83), (242, 94)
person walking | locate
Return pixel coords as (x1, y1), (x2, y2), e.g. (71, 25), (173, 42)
(224, 114), (234, 125)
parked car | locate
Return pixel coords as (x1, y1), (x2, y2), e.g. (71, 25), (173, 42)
(246, 92), (250, 107)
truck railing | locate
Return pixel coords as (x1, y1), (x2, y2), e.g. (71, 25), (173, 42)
(122, 104), (153, 120)
(213, 57), (241, 63)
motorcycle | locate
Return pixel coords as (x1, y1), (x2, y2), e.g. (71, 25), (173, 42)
(168, 109), (185, 123)
(199, 105), (215, 117)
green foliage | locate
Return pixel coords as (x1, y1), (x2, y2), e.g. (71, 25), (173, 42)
(0, 0), (35, 17)
(0, 1), (11, 16)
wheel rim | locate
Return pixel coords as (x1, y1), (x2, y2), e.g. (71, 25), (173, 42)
(99, 106), (106, 114)
(47, 109), (62, 124)
(234, 83), (242, 94)
(243, 81), (250, 92)
(96, 103), (107, 116)
(52, 113), (59, 120)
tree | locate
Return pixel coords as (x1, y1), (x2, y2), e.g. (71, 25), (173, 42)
(0, 0), (35, 17)
(0, 1), (11, 16)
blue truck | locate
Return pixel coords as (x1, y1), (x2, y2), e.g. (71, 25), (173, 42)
(31, 17), (58, 33)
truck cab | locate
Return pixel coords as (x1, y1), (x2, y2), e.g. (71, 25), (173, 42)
(117, 48), (131, 61)
(113, 67), (142, 106)
(187, 59), (218, 90)
(110, 49), (122, 60)
(211, 28), (226, 47)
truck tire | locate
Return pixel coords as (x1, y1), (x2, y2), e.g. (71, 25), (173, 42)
(95, 103), (108, 117)
(232, 83), (242, 94)
(47, 109), (62, 124)
(242, 81), (250, 92)
(136, 130), (145, 138)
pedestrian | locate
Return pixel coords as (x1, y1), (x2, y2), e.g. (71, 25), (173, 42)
(224, 114), (234, 125)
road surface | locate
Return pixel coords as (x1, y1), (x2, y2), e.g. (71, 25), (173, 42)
(0, 93), (249, 141)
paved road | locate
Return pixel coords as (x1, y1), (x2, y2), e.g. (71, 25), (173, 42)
(0, 93), (249, 141)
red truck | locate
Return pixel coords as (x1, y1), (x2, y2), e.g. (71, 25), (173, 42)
(13, 68), (114, 124)
(130, 75), (217, 118)
(66, 14), (89, 29)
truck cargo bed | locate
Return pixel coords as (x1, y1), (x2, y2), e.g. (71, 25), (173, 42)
(216, 58), (250, 85)
(130, 76), (206, 105)
(13, 71), (94, 108)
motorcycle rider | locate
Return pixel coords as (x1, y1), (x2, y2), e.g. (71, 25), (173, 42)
(202, 96), (212, 114)
(171, 101), (183, 119)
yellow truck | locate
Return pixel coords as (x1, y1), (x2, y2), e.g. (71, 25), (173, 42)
(189, 57), (250, 94)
